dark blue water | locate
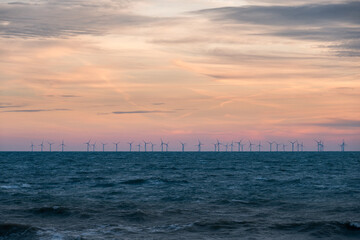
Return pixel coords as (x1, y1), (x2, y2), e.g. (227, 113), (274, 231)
(0, 152), (359, 239)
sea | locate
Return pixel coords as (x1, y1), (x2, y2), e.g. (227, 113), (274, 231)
(0, 152), (359, 240)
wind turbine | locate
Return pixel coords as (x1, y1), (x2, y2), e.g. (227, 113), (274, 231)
(290, 141), (297, 152)
(165, 142), (169, 152)
(113, 142), (120, 152)
(216, 139), (221, 152)
(30, 142), (35, 152)
(180, 141), (186, 152)
(160, 139), (165, 152)
(101, 143), (107, 152)
(314, 139), (323, 152)
(213, 143), (217, 152)
(241, 144), (245, 152)
(296, 142), (300, 152)
(60, 140), (66, 152)
(143, 141), (149, 152)
(137, 143), (141, 152)
(196, 140), (204, 152)
(275, 142), (280, 152)
(340, 139), (346, 152)
(92, 142), (96, 152)
(249, 141), (254, 152)
(48, 141), (54, 152)
(268, 141), (274, 152)
(39, 140), (44, 152)
(128, 142), (133, 152)
(224, 143), (229, 152)
(300, 142), (304, 152)
(230, 141), (234, 152)
(257, 141), (262, 152)
(150, 142), (155, 152)
(84, 139), (91, 152)
(235, 140), (242, 152)
(282, 144), (287, 152)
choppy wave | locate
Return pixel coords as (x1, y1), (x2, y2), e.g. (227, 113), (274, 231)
(0, 223), (38, 240)
(0, 152), (359, 239)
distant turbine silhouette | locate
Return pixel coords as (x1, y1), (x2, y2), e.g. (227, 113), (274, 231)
(230, 141), (234, 152)
(180, 141), (186, 152)
(30, 142), (35, 152)
(296, 142), (300, 152)
(300, 142), (304, 152)
(101, 143), (107, 152)
(340, 139), (346, 152)
(39, 140), (44, 152)
(160, 139), (165, 152)
(216, 139), (221, 152)
(240, 144), (245, 152)
(165, 142), (169, 152)
(48, 141), (54, 152)
(113, 142), (120, 152)
(213, 143), (217, 152)
(197, 140), (203, 152)
(92, 142), (96, 152)
(150, 142), (155, 152)
(268, 141), (274, 152)
(224, 143), (229, 152)
(137, 143), (141, 152)
(60, 140), (66, 152)
(275, 142), (280, 152)
(282, 144), (287, 152)
(84, 139), (91, 152)
(128, 142), (133, 152)
(290, 141), (297, 152)
(143, 141), (149, 152)
(235, 140), (242, 152)
(314, 139), (323, 152)
(257, 141), (262, 152)
(249, 141), (254, 152)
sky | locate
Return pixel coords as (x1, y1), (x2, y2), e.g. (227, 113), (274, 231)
(0, 0), (359, 151)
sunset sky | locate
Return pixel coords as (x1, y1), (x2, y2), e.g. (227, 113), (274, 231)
(1, 0), (359, 151)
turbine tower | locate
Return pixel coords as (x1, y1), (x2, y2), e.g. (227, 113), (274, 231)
(128, 142), (133, 152)
(150, 142), (155, 152)
(180, 141), (186, 152)
(39, 140), (44, 152)
(101, 143), (107, 152)
(290, 141), (297, 152)
(275, 142), (280, 152)
(296, 142), (300, 152)
(143, 141), (149, 152)
(216, 139), (221, 152)
(92, 142), (96, 152)
(235, 140), (242, 152)
(137, 143), (141, 152)
(213, 143), (217, 152)
(230, 141), (234, 152)
(300, 142), (304, 152)
(30, 142), (35, 152)
(84, 139), (91, 152)
(113, 142), (120, 152)
(224, 143), (229, 152)
(257, 141), (262, 152)
(249, 141), (254, 152)
(160, 139), (165, 152)
(282, 144), (287, 152)
(60, 140), (66, 152)
(197, 140), (203, 152)
(268, 141), (274, 152)
(48, 141), (54, 152)
(340, 139), (346, 152)
(165, 142), (169, 152)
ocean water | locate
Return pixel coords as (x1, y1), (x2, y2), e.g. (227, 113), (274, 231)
(0, 152), (359, 240)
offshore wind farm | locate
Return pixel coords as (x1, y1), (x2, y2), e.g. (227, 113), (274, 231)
(25, 138), (351, 152)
